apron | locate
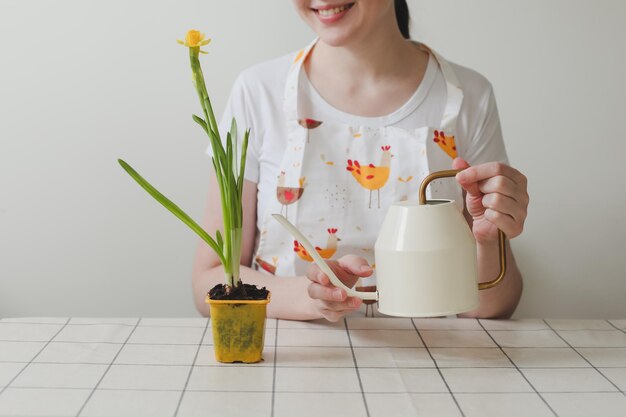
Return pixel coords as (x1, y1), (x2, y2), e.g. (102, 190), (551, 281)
(253, 40), (465, 284)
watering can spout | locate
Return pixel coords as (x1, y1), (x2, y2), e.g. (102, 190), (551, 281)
(272, 214), (378, 301)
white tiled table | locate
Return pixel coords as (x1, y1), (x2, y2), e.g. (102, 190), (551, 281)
(1, 317), (625, 417)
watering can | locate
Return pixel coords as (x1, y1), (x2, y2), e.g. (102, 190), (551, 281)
(273, 169), (506, 317)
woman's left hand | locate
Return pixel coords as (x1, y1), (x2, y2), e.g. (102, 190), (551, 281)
(453, 158), (529, 244)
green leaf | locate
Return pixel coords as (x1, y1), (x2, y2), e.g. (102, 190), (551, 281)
(226, 132), (233, 176)
(192, 114), (208, 133)
(203, 96), (219, 136)
(216, 229), (224, 250)
(225, 132), (235, 225)
(230, 118), (238, 174)
(117, 159), (226, 265)
(238, 129), (250, 200)
(211, 156), (219, 178)
(208, 128), (227, 176)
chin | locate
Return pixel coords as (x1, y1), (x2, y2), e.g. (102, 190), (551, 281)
(317, 30), (354, 47)
(313, 22), (363, 47)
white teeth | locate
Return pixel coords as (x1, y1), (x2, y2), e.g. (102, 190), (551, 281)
(318, 5), (347, 17)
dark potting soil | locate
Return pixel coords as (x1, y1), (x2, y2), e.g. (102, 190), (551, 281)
(208, 283), (269, 300)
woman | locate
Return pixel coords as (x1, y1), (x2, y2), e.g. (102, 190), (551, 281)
(192, 0), (528, 321)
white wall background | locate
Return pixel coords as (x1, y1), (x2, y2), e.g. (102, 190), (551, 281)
(1, 0), (625, 318)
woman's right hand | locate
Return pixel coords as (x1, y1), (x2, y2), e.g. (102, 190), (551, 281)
(306, 254), (374, 322)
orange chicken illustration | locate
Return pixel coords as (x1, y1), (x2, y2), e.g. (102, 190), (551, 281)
(277, 172), (306, 218)
(433, 130), (457, 159)
(346, 145), (393, 208)
(294, 228), (340, 262)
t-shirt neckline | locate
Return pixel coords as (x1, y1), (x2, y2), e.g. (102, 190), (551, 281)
(299, 51), (438, 127)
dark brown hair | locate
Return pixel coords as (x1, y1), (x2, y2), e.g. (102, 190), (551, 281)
(395, 0), (411, 39)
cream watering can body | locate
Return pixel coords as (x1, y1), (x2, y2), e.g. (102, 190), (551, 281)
(374, 199), (480, 316)
(273, 169), (506, 317)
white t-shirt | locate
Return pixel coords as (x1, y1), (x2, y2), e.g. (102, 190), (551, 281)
(214, 49), (508, 233)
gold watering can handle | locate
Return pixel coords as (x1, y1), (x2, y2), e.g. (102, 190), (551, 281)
(419, 169), (507, 290)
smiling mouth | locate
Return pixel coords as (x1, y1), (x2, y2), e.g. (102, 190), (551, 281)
(312, 2), (355, 17)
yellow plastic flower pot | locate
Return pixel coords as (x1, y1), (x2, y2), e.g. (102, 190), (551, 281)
(206, 295), (271, 363)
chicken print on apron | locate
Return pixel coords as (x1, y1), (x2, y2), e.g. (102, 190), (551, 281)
(254, 39), (465, 290)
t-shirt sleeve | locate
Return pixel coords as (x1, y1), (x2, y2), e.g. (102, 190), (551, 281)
(463, 84), (509, 166)
(206, 74), (260, 183)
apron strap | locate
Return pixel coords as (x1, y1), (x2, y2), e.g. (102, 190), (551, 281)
(421, 44), (464, 131)
(283, 39), (318, 121)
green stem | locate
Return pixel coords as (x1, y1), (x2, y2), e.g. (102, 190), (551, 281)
(189, 49), (219, 136)
(119, 42), (249, 292)
(189, 46), (245, 290)
(231, 228), (242, 286)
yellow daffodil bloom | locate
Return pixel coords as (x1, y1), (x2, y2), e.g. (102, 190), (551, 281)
(177, 30), (211, 54)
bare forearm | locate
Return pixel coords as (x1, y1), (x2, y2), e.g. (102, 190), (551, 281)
(458, 241), (523, 319)
(192, 265), (323, 321)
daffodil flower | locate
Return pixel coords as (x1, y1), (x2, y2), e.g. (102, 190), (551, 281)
(176, 29), (248, 290)
(121, 30), (250, 292)
(177, 30), (211, 54)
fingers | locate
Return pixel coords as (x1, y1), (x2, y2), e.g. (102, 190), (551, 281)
(457, 161), (525, 187)
(337, 254), (373, 275)
(453, 158), (481, 196)
(318, 297), (362, 312)
(307, 256), (373, 291)
(308, 281), (346, 302)
(482, 192), (527, 224)
(484, 208), (524, 238)
(454, 160), (529, 240)
(306, 256), (370, 322)
(457, 163), (529, 218)
(335, 255), (373, 288)
(452, 157), (470, 171)
(318, 298), (363, 322)
(306, 264), (330, 286)
(472, 167), (529, 229)
(319, 299), (362, 322)
(308, 282), (363, 322)
(477, 175), (521, 202)
(454, 160), (529, 213)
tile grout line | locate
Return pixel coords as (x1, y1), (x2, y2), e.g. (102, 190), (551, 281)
(6, 361), (624, 370)
(2, 337), (623, 349)
(344, 318), (371, 417)
(4, 362), (625, 370)
(74, 318), (142, 417)
(607, 320), (626, 335)
(0, 318), (71, 399)
(607, 320), (626, 393)
(271, 319), (279, 417)
(172, 318), (210, 417)
(543, 319), (626, 398)
(2, 319), (623, 330)
(410, 319), (466, 417)
(1, 339), (216, 346)
(4, 385), (623, 395)
(0, 322), (207, 329)
(477, 320), (559, 416)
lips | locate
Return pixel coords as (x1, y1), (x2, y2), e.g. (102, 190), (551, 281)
(311, 2), (355, 20)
